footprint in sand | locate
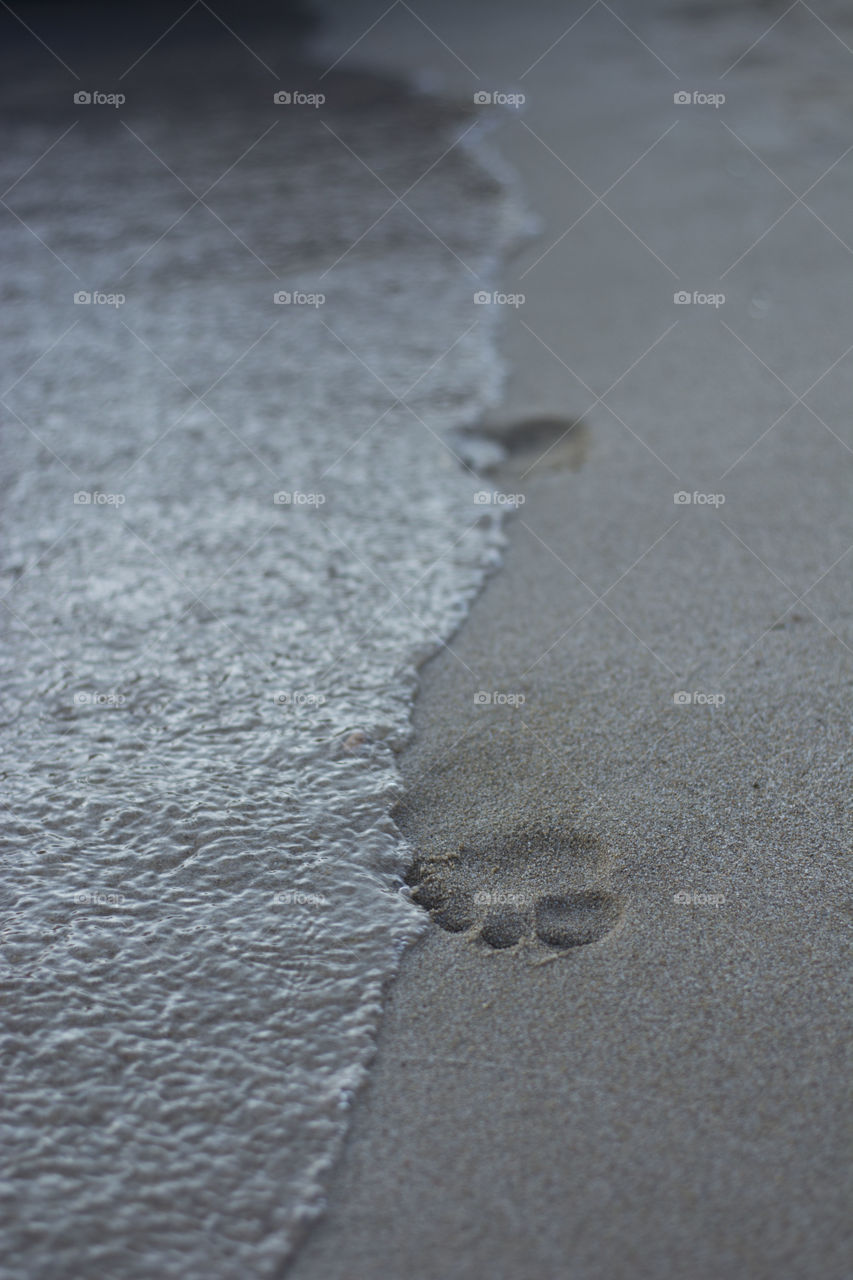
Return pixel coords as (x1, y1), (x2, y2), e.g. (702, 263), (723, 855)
(457, 414), (590, 477)
(404, 823), (625, 954)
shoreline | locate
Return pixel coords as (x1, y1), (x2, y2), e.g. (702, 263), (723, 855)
(288, 2), (852, 1276)
(0, 17), (524, 1276)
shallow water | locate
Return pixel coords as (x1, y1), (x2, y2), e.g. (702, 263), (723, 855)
(0, 54), (518, 1278)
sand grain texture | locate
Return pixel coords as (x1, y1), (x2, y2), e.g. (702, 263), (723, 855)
(289, 1), (853, 1276)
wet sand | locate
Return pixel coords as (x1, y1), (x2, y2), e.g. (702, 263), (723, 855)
(288, 1), (853, 1276)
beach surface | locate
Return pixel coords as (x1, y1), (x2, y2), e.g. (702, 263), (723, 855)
(289, 2), (853, 1276)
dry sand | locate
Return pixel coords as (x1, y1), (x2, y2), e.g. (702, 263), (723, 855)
(288, 1), (852, 1276)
